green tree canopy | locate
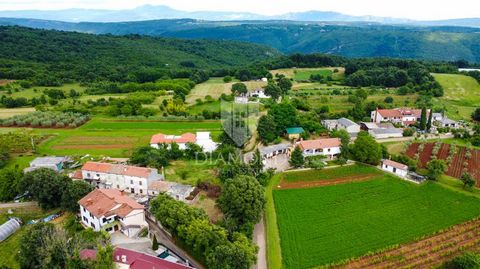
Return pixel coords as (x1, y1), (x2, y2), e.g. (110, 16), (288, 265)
(290, 146), (305, 168)
(350, 131), (382, 165)
(218, 175), (265, 226)
(231, 83), (248, 96)
(426, 159), (447, 181)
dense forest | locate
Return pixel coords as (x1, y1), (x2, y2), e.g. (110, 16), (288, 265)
(0, 26), (279, 85)
(2, 19), (480, 63)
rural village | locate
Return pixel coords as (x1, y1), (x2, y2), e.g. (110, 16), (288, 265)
(1, 6), (480, 269)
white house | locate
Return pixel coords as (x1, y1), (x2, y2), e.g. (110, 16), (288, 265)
(259, 144), (290, 160)
(381, 159), (408, 178)
(80, 162), (163, 195)
(150, 133), (196, 150)
(248, 89), (269, 99)
(322, 118), (360, 136)
(150, 132), (218, 152)
(371, 108), (429, 126)
(296, 138), (341, 160)
(78, 189), (147, 237)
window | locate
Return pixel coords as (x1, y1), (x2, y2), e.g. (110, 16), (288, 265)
(139, 189), (143, 194)
(130, 180), (133, 184)
(102, 217), (107, 223)
(131, 188), (135, 194)
(96, 174), (100, 177)
(117, 184), (119, 189)
(83, 216), (88, 222)
(393, 168), (397, 173)
(90, 222), (95, 229)
(139, 181), (142, 186)
(328, 148), (331, 152)
(87, 173), (91, 178)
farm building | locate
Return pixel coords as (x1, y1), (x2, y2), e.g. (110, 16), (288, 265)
(78, 189), (147, 237)
(259, 144), (290, 159)
(150, 132), (218, 152)
(296, 138), (341, 160)
(24, 156), (70, 173)
(148, 181), (195, 202)
(371, 108), (429, 126)
(381, 159), (408, 177)
(286, 127), (305, 140)
(368, 128), (403, 139)
(0, 218), (22, 243)
(438, 118), (459, 129)
(80, 161), (163, 195)
(322, 118), (360, 137)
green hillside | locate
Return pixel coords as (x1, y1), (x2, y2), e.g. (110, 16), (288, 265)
(433, 73), (480, 120)
(2, 19), (480, 62)
(0, 26), (279, 83)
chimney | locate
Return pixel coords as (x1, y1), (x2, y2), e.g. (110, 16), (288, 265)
(121, 255), (127, 263)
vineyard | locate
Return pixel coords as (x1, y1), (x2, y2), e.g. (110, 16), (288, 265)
(337, 218), (480, 269)
(405, 142), (480, 186)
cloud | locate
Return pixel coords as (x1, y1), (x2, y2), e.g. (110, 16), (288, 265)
(0, 0), (479, 20)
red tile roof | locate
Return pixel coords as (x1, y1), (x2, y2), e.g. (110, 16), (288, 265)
(377, 108), (424, 118)
(150, 133), (196, 144)
(81, 162), (155, 179)
(80, 249), (97, 260)
(78, 189), (144, 218)
(72, 170), (83, 180)
(383, 159), (408, 170)
(297, 138), (341, 150)
(114, 247), (193, 269)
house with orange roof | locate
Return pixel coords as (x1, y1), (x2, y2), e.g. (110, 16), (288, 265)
(78, 189), (147, 237)
(295, 138), (342, 160)
(371, 108), (430, 126)
(80, 162), (163, 195)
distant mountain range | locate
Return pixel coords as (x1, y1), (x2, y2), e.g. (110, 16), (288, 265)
(1, 5), (480, 27)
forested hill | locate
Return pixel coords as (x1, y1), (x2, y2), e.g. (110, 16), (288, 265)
(1, 18), (480, 63)
(0, 26), (279, 84)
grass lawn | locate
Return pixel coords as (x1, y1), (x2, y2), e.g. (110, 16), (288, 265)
(272, 173), (480, 268)
(283, 164), (382, 182)
(9, 83), (86, 99)
(186, 78), (266, 104)
(0, 205), (55, 269)
(432, 73), (480, 120)
(165, 159), (219, 186)
(271, 67), (345, 82)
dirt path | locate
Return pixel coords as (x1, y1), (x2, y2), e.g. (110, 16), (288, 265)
(276, 173), (378, 190)
(252, 216), (267, 269)
(0, 201), (38, 209)
(334, 218), (480, 269)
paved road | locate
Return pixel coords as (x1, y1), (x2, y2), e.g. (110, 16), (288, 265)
(0, 201), (38, 209)
(146, 216), (204, 269)
(377, 133), (454, 143)
(252, 216), (267, 269)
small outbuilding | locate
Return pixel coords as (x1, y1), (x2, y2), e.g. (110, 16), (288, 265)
(24, 156), (70, 173)
(381, 159), (408, 178)
(286, 127), (305, 140)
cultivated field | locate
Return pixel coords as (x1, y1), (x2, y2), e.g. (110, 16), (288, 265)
(406, 142), (480, 186)
(432, 73), (480, 120)
(337, 218), (480, 269)
(1, 117), (222, 159)
(272, 167), (480, 269)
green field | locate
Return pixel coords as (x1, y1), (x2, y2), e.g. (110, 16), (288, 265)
(273, 172), (480, 268)
(9, 83), (86, 99)
(433, 73), (480, 120)
(271, 67), (345, 82)
(293, 69), (333, 81)
(283, 164), (381, 182)
(0, 107), (36, 119)
(0, 117), (222, 159)
(186, 78), (267, 104)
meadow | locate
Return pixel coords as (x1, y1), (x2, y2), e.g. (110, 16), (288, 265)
(432, 73), (480, 120)
(272, 172), (480, 268)
(271, 67), (345, 82)
(185, 78), (267, 104)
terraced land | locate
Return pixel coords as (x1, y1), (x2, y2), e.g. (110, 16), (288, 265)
(272, 171), (480, 269)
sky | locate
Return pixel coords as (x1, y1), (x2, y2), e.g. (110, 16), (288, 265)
(0, 0), (479, 20)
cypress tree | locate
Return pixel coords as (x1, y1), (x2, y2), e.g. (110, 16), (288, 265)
(426, 109), (433, 132)
(290, 146), (305, 168)
(420, 107), (427, 131)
